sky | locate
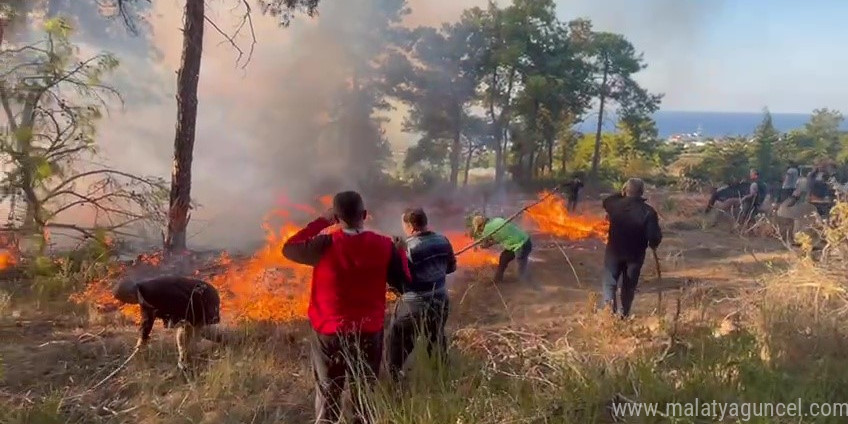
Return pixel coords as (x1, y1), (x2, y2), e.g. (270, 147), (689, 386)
(410, 0), (848, 114)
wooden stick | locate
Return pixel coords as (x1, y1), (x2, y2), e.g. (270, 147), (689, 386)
(91, 347), (139, 390)
(456, 187), (561, 256)
(554, 241), (582, 288)
(651, 248), (662, 285)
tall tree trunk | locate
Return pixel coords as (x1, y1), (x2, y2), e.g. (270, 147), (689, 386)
(546, 136), (554, 175)
(448, 111), (462, 187)
(463, 145), (473, 186)
(487, 72), (504, 185)
(590, 62), (609, 180)
(166, 0), (204, 254)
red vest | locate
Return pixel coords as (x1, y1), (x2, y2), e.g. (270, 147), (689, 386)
(309, 229), (395, 334)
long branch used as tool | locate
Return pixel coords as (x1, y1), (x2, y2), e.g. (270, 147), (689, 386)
(91, 347), (139, 390)
(456, 187), (561, 256)
(651, 248), (662, 285)
(554, 241), (582, 288)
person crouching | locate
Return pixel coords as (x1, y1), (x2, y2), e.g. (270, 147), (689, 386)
(471, 215), (532, 284)
(112, 276), (222, 370)
(387, 208), (456, 382)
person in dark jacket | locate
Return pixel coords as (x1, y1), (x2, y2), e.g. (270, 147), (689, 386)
(601, 178), (662, 318)
(112, 276), (222, 370)
(282, 191), (411, 424)
(387, 208), (456, 382)
(561, 175), (584, 212)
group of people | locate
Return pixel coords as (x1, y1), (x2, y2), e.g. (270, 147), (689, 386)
(112, 181), (664, 424)
(282, 191), (544, 423)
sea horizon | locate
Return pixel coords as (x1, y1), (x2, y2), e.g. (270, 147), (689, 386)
(576, 110), (848, 139)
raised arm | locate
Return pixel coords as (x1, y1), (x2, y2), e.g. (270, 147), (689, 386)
(282, 217), (333, 266)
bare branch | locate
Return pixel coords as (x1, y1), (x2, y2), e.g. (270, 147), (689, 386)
(45, 169), (163, 202)
(204, 0), (257, 69)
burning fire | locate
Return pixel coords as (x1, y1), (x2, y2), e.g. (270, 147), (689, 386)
(0, 250), (16, 270)
(523, 191), (609, 242)
(73, 195), (498, 323)
(444, 231), (499, 266)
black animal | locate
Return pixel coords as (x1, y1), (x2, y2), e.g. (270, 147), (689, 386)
(113, 276), (223, 370)
(704, 181), (748, 213)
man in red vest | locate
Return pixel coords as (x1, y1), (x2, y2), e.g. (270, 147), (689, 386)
(283, 191), (410, 424)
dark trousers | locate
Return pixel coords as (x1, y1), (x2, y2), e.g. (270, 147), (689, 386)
(495, 239), (532, 284)
(567, 195), (578, 212)
(311, 331), (383, 424)
(739, 200), (761, 225)
(387, 294), (450, 381)
(601, 251), (645, 317)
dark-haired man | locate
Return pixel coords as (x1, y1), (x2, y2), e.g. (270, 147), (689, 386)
(112, 276), (222, 370)
(282, 191), (411, 424)
(387, 208), (456, 381)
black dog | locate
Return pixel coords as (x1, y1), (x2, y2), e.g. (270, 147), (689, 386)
(113, 276), (222, 369)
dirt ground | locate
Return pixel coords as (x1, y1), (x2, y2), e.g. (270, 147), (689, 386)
(0, 195), (792, 422)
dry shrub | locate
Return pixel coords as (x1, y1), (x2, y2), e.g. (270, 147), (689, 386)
(754, 202), (848, 369)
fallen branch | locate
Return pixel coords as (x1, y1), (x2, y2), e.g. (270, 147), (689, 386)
(90, 347), (139, 390)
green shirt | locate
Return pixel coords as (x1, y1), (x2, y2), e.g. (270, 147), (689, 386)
(480, 217), (529, 252)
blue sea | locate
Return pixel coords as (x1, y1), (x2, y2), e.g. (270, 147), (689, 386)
(576, 110), (848, 139)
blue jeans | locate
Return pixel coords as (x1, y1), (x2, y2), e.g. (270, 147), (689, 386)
(601, 251), (645, 317)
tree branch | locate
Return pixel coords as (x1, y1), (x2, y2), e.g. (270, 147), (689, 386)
(203, 0), (257, 69)
(45, 169), (163, 202)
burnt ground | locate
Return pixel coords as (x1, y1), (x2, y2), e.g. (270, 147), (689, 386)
(0, 197), (792, 423)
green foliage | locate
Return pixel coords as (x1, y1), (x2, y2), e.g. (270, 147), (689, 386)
(750, 108), (779, 181)
(681, 139), (751, 183)
(0, 17), (165, 248)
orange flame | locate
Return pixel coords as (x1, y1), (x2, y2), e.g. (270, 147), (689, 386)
(0, 250), (16, 270)
(523, 191), (609, 242)
(444, 231), (499, 266)
(72, 195), (498, 323)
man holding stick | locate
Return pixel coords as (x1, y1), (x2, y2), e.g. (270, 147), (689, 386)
(471, 214), (533, 284)
(600, 178), (662, 318)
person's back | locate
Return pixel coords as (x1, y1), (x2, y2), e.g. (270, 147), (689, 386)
(483, 217), (529, 251)
(405, 231), (456, 296)
(603, 194), (661, 260)
(600, 179), (662, 318)
(311, 229), (396, 333)
(783, 167), (799, 189)
(282, 191), (410, 424)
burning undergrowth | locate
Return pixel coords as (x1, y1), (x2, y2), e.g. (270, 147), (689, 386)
(523, 191), (609, 242)
(71, 191), (607, 324)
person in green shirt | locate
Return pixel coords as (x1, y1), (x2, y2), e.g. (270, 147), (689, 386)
(471, 215), (532, 284)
